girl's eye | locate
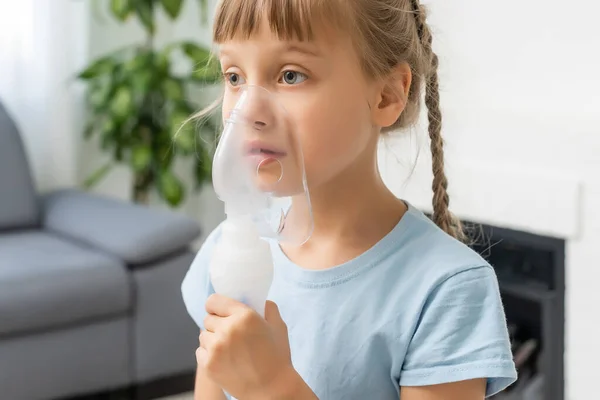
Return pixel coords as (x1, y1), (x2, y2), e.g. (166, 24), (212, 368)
(226, 73), (245, 87)
(281, 70), (308, 85)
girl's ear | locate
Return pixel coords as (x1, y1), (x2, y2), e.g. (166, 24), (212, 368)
(371, 62), (412, 128)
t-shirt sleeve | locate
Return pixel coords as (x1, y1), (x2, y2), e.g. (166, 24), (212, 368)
(181, 224), (222, 330)
(400, 265), (518, 397)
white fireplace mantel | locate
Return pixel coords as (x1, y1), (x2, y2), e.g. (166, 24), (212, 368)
(380, 144), (583, 241)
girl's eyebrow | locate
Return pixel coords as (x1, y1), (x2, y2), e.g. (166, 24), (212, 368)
(218, 43), (322, 58)
(283, 44), (322, 58)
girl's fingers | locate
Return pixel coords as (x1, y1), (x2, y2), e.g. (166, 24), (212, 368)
(203, 314), (224, 333)
(199, 329), (218, 350)
(205, 293), (246, 317)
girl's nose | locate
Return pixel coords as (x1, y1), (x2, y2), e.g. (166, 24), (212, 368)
(239, 86), (277, 131)
(253, 120), (267, 129)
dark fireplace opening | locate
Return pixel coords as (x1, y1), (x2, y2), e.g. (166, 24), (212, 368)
(467, 221), (566, 400)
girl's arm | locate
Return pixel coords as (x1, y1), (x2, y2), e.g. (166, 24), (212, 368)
(194, 367), (227, 400)
(400, 378), (486, 400)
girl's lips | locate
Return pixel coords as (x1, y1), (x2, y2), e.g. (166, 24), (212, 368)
(244, 141), (287, 170)
(245, 141), (287, 158)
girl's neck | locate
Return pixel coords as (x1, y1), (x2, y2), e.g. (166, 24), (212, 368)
(308, 164), (405, 241)
(284, 150), (407, 266)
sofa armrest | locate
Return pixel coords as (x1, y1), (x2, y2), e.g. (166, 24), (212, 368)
(42, 189), (201, 265)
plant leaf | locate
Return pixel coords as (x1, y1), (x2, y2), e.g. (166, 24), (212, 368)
(83, 163), (113, 189)
(170, 110), (195, 153)
(99, 119), (125, 161)
(156, 43), (178, 74)
(157, 57), (170, 76)
(122, 51), (155, 97)
(114, 139), (126, 161)
(88, 79), (115, 112)
(78, 57), (116, 80)
(83, 121), (96, 139)
(110, 86), (133, 121)
(134, 0), (155, 34)
(194, 144), (213, 187)
(188, 48), (223, 84)
(189, 61), (222, 84)
(162, 77), (184, 101)
(124, 50), (153, 72)
(157, 140), (175, 169)
(111, 0), (133, 21)
(131, 144), (152, 171)
(160, 0), (183, 19)
(199, 115), (219, 145)
(158, 169), (185, 206)
(100, 119), (117, 148)
(130, 70), (154, 97)
(181, 42), (211, 65)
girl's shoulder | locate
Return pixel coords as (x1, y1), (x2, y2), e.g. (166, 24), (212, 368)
(370, 203), (502, 316)
(392, 202), (493, 284)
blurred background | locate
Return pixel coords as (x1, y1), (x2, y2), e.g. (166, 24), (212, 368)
(0, 1), (598, 400)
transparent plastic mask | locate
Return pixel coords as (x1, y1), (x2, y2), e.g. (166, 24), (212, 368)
(212, 85), (314, 246)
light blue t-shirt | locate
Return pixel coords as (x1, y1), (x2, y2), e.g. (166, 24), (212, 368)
(182, 203), (517, 399)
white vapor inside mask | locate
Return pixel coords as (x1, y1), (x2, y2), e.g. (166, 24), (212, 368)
(211, 85), (314, 246)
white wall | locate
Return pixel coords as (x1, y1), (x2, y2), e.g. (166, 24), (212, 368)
(380, 1), (600, 399)
(84, 0), (224, 245)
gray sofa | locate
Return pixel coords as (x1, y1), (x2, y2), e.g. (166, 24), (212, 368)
(0, 102), (201, 400)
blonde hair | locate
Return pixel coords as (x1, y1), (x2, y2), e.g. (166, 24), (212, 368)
(202, 0), (466, 242)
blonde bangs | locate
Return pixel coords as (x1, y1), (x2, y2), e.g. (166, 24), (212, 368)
(213, 0), (351, 43)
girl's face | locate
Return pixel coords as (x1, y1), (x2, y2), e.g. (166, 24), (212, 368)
(218, 20), (381, 193)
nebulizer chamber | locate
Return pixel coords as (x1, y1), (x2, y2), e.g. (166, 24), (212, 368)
(208, 85), (313, 317)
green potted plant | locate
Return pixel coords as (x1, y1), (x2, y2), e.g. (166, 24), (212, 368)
(77, 0), (221, 206)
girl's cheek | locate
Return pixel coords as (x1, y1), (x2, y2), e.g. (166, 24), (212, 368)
(221, 97), (235, 121)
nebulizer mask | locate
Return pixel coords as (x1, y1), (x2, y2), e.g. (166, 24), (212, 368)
(209, 85), (313, 316)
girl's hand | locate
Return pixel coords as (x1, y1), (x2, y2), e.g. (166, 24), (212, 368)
(197, 294), (299, 400)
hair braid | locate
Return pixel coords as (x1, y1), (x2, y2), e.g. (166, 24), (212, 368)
(410, 0), (466, 242)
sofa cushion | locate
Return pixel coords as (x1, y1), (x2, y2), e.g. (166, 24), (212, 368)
(43, 189), (202, 265)
(0, 230), (131, 337)
(0, 102), (40, 230)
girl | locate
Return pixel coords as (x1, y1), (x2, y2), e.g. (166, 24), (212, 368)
(182, 0), (518, 399)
